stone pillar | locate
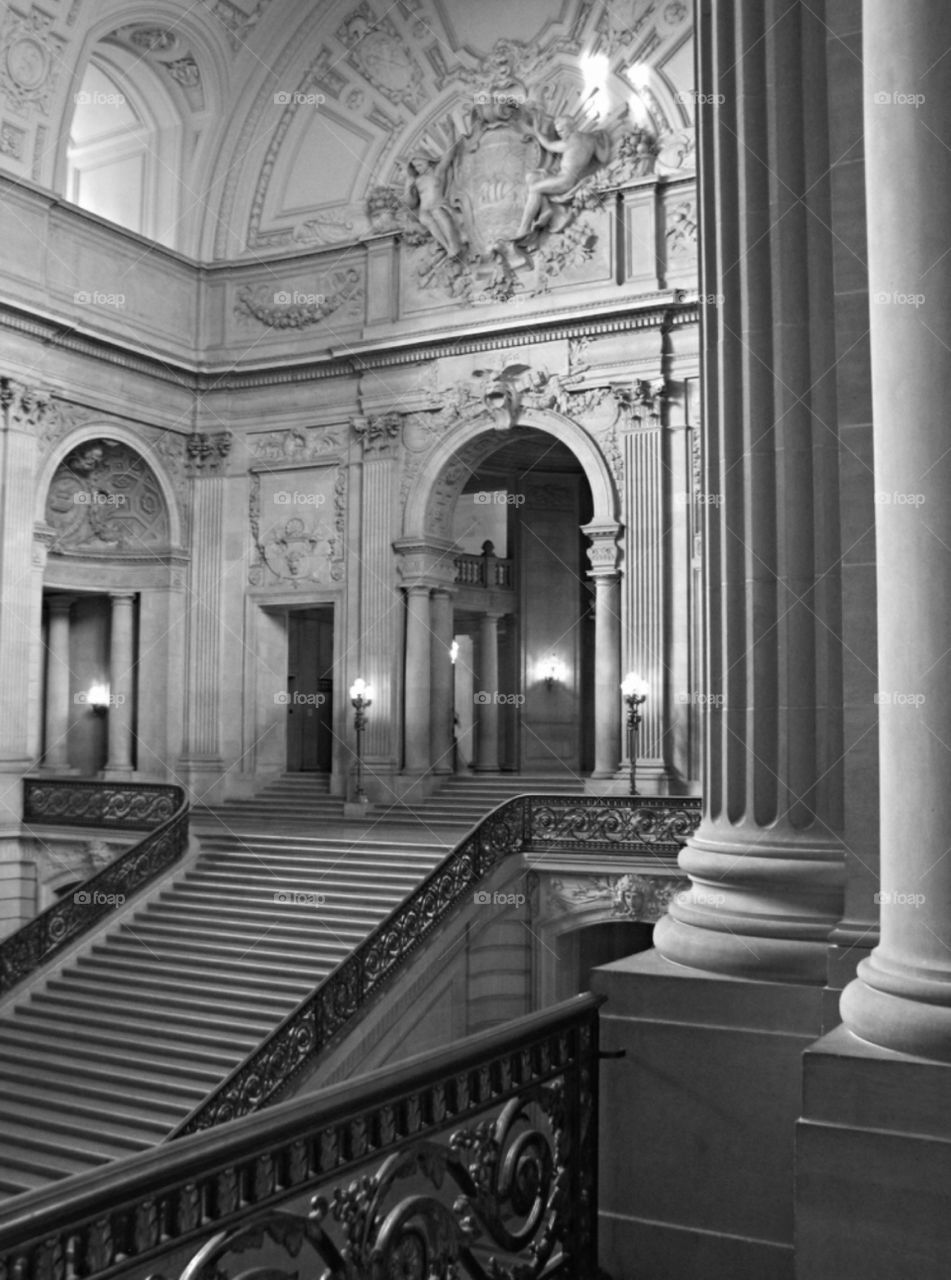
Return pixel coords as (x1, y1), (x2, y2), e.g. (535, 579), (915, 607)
(621, 411), (670, 792)
(179, 442), (230, 803)
(0, 379), (47, 937)
(653, 0), (845, 986)
(584, 524), (622, 784)
(403, 584), (432, 774)
(42, 595), (75, 772)
(839, 0), (951, 1062)
(475, 612), (501, 772)
(104, 592), (135, 778)
(429, 587), (455, 774)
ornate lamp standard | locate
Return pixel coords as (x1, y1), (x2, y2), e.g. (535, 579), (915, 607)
(349, 678), (373, 802)
(621, 672), (649, 796)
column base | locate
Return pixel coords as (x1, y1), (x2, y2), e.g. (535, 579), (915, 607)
(797, 1024), (951, 1280)
(592, 948), (823, 1280)
(101, 767), (134, 781)
(840, 955), (951, 1064)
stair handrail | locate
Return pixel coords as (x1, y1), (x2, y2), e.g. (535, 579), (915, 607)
(0, 778), (189, 999)
(173, 792), (700, 1137)
(0, 993), (602, 1280)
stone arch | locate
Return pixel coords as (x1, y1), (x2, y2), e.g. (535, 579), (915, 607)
(36, 427), (183, 553)
(402, 407), (619, 542)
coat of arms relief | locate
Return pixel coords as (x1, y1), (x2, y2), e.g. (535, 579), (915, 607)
(367, 50), (657, 304)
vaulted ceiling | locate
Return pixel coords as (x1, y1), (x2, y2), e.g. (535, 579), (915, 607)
(0, 0), (695, 259)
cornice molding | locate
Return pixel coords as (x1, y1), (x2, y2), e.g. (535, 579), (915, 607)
(0, 294), (700, 393)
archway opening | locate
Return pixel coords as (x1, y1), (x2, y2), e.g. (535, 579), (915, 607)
(448, 427), (596, 776)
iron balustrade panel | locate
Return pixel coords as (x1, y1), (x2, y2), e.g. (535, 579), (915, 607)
(528, 795), (702, 855)
(0, 995), (601, 1280)
(173, 794), (696, 1138)
(0, 780), (188, 998)
(23, 778), (181, 830)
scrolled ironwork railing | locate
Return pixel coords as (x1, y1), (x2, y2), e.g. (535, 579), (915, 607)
(174, 794), (699, 1137)
(0, 778), (188, 999)
(0, 994), (601, 1280)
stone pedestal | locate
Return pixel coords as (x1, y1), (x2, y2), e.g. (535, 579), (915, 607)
(594, 950), (822, 1279)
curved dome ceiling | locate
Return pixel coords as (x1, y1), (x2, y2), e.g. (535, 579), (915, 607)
(0, 0), (695, 260)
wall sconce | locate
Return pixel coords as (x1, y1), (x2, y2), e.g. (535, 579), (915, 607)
(349, 679), (373, 803)
(450, 640), (459, 665)
(621, 672), (649, 795)
(88, 683), (111, 716)
(541, 656), (565, 691)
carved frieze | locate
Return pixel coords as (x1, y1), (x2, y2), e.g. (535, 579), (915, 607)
(234, 266), (363, 330)
(369, 90), (655, 304)
(545, 872), (682, 922)
(185, 431), (232, 474)
(110, 26), (204, 110)
(0, 376), (51, 429)
(248, 466), (345, 588)
(0, 7), (64, 116)
(666, 198), (698, 261)
(250, 426), (344, 463)
(336, 4), (424, 110)
(44, 440), (171, 555)
(352, 412), (401, 456)
(0, 118), (25, 157)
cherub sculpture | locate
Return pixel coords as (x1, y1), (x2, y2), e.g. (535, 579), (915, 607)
(516, 114), (611, 240)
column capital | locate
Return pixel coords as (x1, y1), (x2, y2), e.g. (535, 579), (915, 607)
(46, 594), (75, 614)
(109, 591), (137, 603)
(0, 376), (52, 432)
(582, 521), (623, 575)
(393, 536), (457, 589)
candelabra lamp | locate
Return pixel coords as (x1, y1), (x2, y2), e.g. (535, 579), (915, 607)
(349, 678), (373, 803)
(621, 672), (649, 796)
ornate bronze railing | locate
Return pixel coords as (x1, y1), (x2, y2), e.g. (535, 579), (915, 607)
(174, 794), (699, 1136)
(0, 779), (188, 998)
(0, 994), (601, 1280)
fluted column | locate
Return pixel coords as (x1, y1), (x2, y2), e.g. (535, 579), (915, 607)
(104, 592), (135, 777)
(0, 379), (48, 835)
(429, 588), (455, 774)
(840, 0), (951, 1059)
(403, 584), (432, 774)
(654, 0), (845, 983)
(42, 595), (75, 772)
(475, 612), (501, 772)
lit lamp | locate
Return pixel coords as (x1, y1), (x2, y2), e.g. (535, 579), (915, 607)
(541, 656), (563, 691)
(621, 672), (649, 796)
(88, 683), (110, 716)
(349, 679), (373, 803)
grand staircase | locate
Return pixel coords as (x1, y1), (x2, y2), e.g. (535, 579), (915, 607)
(0, 771), (583, 1199)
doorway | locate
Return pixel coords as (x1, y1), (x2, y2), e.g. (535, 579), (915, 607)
(286, 606), (334, 772)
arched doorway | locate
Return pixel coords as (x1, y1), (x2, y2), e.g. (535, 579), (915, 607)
(36, 435), (182, 779)
(399, 409), (622, 783)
